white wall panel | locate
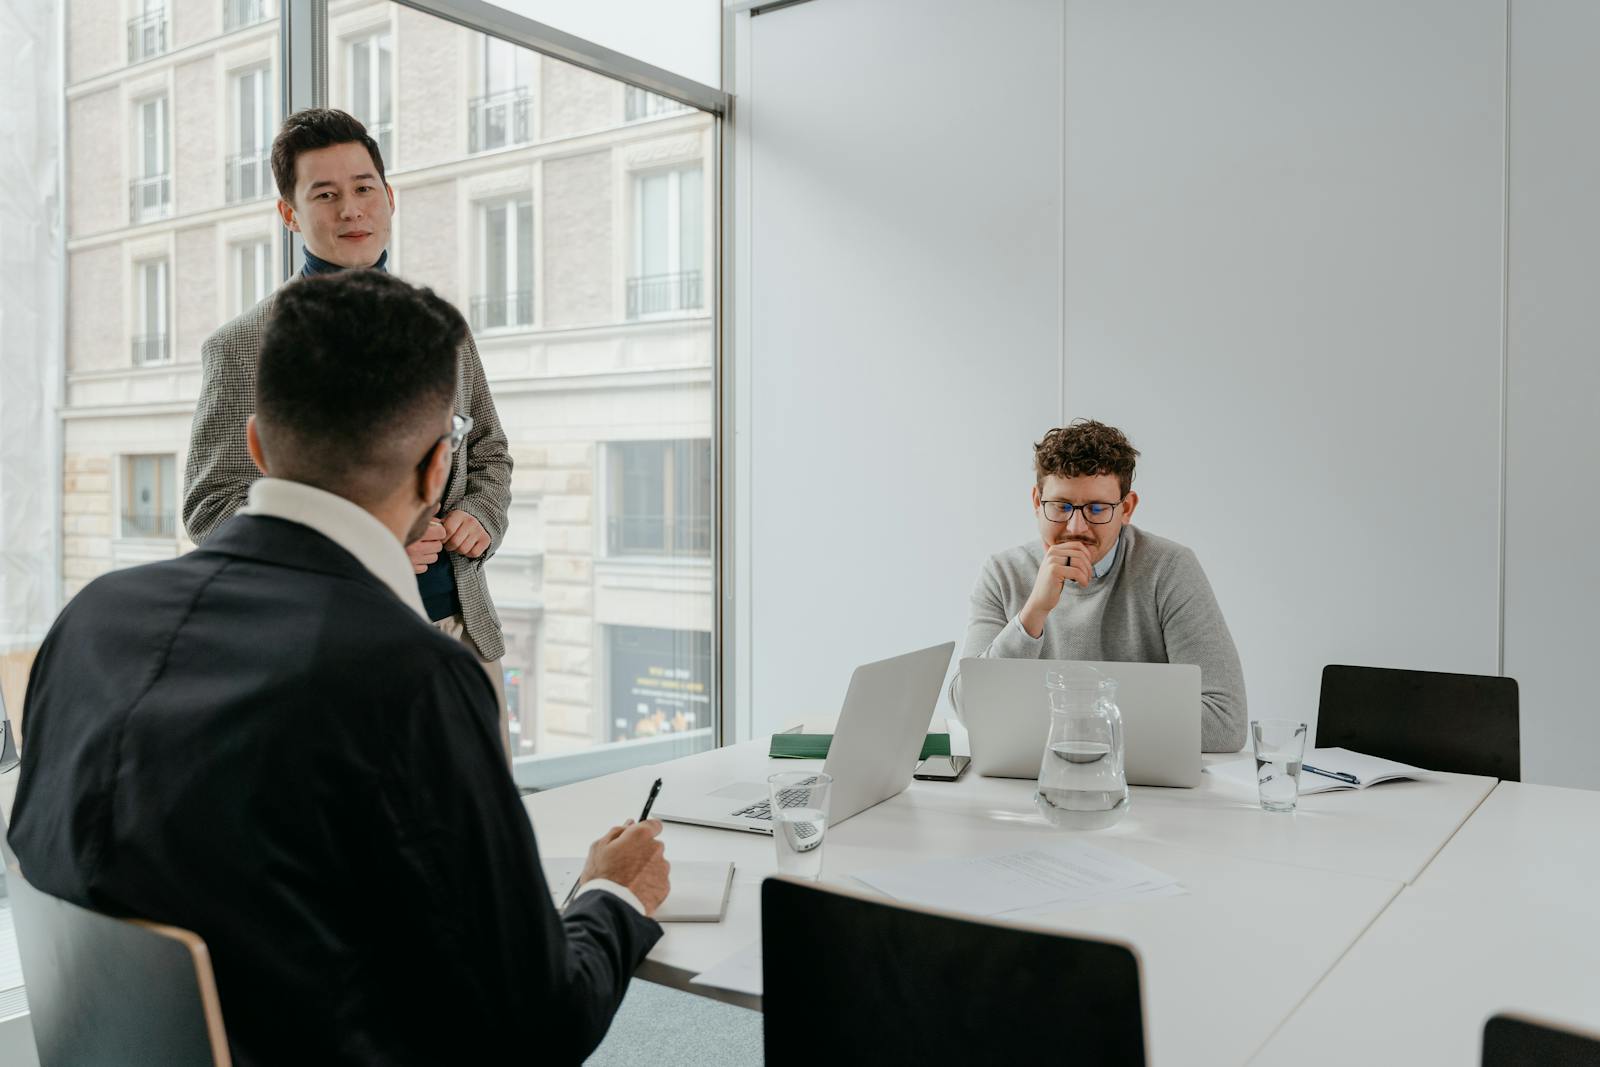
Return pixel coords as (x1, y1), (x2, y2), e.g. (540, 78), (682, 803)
(1059, 1), (1506, 734)
(745, 0), (1063, 735)
(1505, 0), (1600, 788)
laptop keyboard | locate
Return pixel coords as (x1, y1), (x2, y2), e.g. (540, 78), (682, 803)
(732, 778), (821, 837)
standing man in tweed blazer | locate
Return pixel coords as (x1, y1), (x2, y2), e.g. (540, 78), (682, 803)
(184, 108), (514, 748)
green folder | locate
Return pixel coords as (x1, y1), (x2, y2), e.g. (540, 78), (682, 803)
(769, 732), (951, 760)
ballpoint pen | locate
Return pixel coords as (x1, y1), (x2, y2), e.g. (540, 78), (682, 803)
(1302, 764), (1360, 785)
(561, 777), (664, 910)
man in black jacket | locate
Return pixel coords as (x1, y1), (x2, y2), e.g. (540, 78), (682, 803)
(8, 271), (670, 1064)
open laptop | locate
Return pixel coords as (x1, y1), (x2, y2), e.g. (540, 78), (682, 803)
(959, 658), (1203, 787)
(655, 642), (955, 834)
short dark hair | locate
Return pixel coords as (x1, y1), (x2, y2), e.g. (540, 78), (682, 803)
(257, 271), (464, 503)
(1034, 420), (1141, 497)
(271, 108), (387, 202)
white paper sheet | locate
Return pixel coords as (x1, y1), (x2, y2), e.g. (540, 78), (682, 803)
(1207, 747), (1428, 795)
(689, 939), (764, 997)
(851, 843), (1183, 917)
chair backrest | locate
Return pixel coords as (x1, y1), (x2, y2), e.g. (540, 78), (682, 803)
(1483, 1012), (1600, 1066)
(761, 876), (1146, 1066)
(1316, 664), (1520, 781)
(6, 864), (231, 1067)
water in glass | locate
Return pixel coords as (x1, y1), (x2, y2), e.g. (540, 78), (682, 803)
(1035, 668), (1129, 830)
(773, 807), (828, 879)
(1254, 749), (1302, 812)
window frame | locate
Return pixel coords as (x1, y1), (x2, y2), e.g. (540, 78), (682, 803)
(473, 194), (534, 333)
(630, 163), (706, 320)
(116, 453), (178, 542)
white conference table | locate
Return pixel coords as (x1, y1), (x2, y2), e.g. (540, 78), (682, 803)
(523, 736), (1498, 1067)
(1252, 781), (1600, 1066)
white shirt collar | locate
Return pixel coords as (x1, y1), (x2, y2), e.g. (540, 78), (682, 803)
(1093, 535), (1120, 579)
(240, 478), (427, 621)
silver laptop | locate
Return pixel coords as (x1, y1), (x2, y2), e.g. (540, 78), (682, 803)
(959, 658), (1203, 787)
(655, 642), (955, 834)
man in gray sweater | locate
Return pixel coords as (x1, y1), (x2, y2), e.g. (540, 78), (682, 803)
(950, 420), (1247, 751)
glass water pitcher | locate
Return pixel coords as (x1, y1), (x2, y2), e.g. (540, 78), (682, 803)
(1034, 667), (1129, 830)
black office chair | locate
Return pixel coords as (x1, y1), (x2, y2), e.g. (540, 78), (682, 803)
(1315, 664), (1520, 780)
(761, 876), (1147, 1066)
(7, 863), (233, 1067)
(1483, 1012), (1600, 1066)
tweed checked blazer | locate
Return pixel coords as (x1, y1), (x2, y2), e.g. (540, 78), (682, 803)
(183, 292), (513, 662)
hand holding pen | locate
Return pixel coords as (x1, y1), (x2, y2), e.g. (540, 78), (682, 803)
(561, 777), (670, 915)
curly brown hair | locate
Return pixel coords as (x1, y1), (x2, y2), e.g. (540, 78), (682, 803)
(1034, 420), (1140, 497)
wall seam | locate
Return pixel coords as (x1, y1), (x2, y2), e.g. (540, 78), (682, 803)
(1058, 0), (1067, 423)
(1497, 0), (1512, 677)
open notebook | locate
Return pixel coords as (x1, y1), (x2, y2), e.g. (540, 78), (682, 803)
(1208, 747), (1428, 795)
(541, 857), (734, 923)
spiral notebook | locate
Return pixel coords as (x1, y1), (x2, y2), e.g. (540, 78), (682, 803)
(542, 857), (735, 922)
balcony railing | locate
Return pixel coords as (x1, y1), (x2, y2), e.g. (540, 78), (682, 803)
(626, 270), (703, 319)
(226, 150), (271, 203)
(132, 334), (170, 367)
(223, 0), (266, 31)
(470, 290), (533, 332)
(468, 89), (533, 154)
(607, 515), (712, 557)
(129, 174), (172, 223)
(121, 510), (177, 539)
(127, 11), (167, 62)
(625, 86), (691, 123)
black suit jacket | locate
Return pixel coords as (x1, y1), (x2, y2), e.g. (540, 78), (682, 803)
(8, 515), (660, 1065)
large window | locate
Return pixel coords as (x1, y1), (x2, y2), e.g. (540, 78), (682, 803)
(470, 36), (535, 153)
(474, 197), (534, 331)
(606, 440), (712, 558)
(631, 165), (704, 318)
(49, 0), (718, 783)
(119, 455), (177, 539)
(131, 96), (170, 223)
(347, 31), (394, 165)
(228, 67), (273, 203)
(133, 259), (169, 366)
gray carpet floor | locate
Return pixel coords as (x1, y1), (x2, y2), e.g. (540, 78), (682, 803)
(585, 980), (763, 1066)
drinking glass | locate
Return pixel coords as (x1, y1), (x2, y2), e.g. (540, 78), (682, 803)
(768, 771), (832, 879)
(1251, 719), (1307, 813)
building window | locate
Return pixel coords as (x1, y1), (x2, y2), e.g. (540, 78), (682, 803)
(605, 626), (712, 742)
(625, 86), (690, 123)
(223, 0), (267, 33)
(133, 259), (169, 366)
(127, 0), (167, 62)
(227, 67), (273, 203)
(130, 96), (171, 223)
(606, 439), (712, 558)
(347, 31), (393, 165)
(120, 455), (177, 539)
(472, 197), (533, 331)
(629, 165), (703, 318)
(233, 238), (271, 315)
(468, 35), (534, 153)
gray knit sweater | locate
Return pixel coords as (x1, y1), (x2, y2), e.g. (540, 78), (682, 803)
(949, 524), (1247, 752)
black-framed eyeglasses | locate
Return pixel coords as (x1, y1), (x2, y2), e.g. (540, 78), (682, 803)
(1040, 498), (1124, 524)
(421, 414), (473, 470)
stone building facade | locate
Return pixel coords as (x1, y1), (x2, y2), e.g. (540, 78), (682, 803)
(60, 0), (716, 763)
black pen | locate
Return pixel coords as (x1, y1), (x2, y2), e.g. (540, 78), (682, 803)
(638, 776), (663, 821)
(1302, 764), (1360, 785)
(560, 777), (664, 911)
